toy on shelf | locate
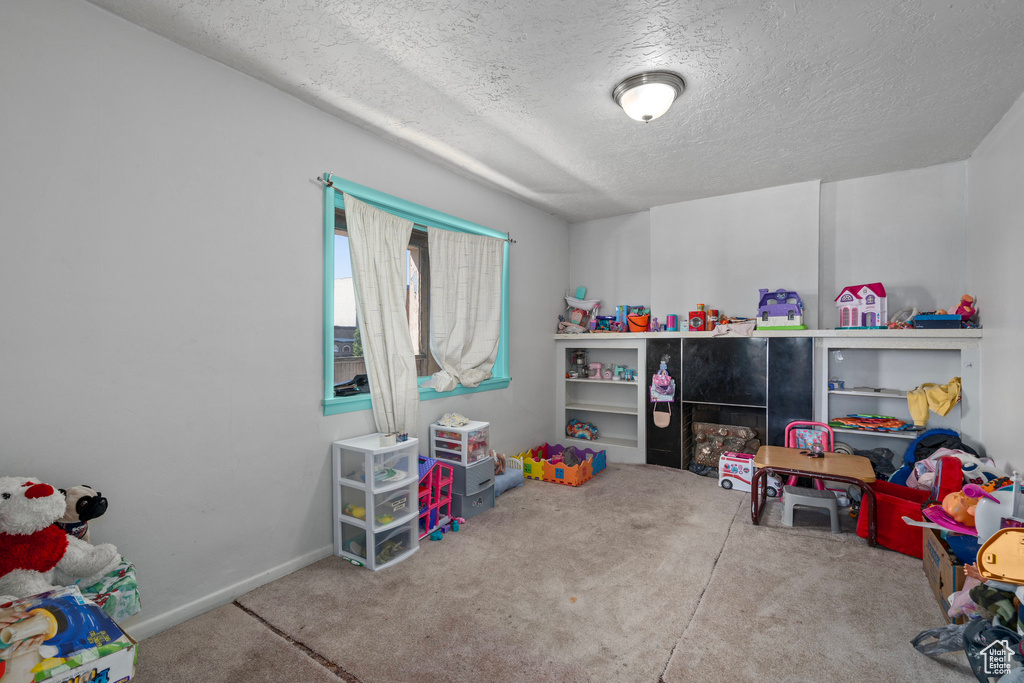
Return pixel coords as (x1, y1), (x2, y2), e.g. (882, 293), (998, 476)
(835, 283), (887, 329)
(688, 304), (707, 331)
(626, 306), (650, 333)
(953, 294), (977, 322)
(914, 295), (979, 330)
(756, 289), (807, 330)
(564, 287), (600, 330)
(566, 418), (598, 440)
(568, 348), (589, 378)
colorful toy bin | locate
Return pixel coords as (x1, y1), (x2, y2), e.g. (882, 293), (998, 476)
(517, 443), (607, 487)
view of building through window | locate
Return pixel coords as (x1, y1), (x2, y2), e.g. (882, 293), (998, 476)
(333, 211), (438, 393)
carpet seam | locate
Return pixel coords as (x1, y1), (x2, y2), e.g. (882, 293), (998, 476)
(660, 495), (744, 683)
(233, 600), (362, 683)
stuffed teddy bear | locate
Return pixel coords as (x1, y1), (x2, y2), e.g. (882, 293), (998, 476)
(0, 477), (121, 605)
(54, 485), (107, 542)
(491, 450), (506, 476)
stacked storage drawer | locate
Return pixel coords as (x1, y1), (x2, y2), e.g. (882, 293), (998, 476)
(451, 456), (495, 519)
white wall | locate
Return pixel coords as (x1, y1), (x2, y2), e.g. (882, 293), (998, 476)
(567, 211), (651, 314)
(650, 181), (821, 327)
(967, 91), (1024, 470)
(819, 162), (969, 326)
(0, 0), (566, 638)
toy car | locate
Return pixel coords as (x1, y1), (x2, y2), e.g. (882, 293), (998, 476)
(718, 451), (783, 497)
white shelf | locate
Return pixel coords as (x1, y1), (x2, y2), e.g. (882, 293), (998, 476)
(557, 338), (646, 464)
(830, 426), (922, 441)
(566, 379), (638, 386)
(566, 435), (637, 449)
(829, 387), (907, 399)
(565, 402), (639, 416)
(815, 336), (979, 448)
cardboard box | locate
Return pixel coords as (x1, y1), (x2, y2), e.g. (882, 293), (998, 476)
(914, 314), (962, 329)
(922, 528), (967, 624)
(0, 586), (136, 683)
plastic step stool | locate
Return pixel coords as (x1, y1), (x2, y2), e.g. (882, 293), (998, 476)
(782, 486), (840, 533)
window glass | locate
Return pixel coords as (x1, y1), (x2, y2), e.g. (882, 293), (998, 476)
(332, 211), (440, 394)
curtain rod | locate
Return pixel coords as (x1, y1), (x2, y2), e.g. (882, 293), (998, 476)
(318, 174), (516, 244)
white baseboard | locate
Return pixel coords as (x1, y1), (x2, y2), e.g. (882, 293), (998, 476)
(121, 545), (333, 641)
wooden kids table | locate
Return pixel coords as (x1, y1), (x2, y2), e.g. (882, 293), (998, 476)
(751, 445), (878, 546)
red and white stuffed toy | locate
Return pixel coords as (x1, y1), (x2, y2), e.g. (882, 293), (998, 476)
(0, 477), (121, 605)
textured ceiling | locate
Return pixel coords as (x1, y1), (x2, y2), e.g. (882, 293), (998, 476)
(88, 0), (1024, 223)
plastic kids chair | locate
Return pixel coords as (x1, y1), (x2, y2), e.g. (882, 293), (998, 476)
(783, 421), (835, 492)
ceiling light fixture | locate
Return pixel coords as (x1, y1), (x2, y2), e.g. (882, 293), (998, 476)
(612, 71), (686, 123)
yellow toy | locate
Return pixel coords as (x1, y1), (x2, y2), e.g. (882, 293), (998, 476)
(343, 504), (366, 520)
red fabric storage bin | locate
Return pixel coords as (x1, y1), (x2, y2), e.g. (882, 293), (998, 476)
(856, 456), (963, 558)
(857, 480), (931, 558)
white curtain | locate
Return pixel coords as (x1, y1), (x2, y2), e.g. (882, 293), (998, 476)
(423, 226), (505, 392)
(343, 194), (419, 435)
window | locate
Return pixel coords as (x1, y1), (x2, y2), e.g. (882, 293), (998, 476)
(333, 211), (440, 389)
(322, 175), (511, 416)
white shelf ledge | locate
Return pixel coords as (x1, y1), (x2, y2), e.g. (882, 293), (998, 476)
(566, 402), (639, 416)
(831, 426), (922, 440)
(566, 379), (638, 386)
(565, 435), (637, 448)
(829, 387), (907, 399)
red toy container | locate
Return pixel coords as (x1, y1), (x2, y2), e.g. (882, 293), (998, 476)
(856, 456), (963, 558)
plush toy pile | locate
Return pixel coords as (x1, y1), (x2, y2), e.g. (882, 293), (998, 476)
(0, 477), (121, 605)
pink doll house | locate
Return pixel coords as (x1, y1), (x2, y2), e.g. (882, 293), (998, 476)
(835, 282), (887, 328)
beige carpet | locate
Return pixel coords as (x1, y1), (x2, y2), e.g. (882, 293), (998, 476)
(134, 465), (973, 682)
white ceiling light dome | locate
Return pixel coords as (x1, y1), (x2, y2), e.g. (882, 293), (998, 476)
(612, 71), (686, 122)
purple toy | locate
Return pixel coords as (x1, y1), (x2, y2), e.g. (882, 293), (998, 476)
(756, 288), (806, 330)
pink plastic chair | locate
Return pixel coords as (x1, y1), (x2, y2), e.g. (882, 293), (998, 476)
(783, 421), (835, 491)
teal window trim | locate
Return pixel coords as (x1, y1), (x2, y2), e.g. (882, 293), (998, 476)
(322, 174), (511, 415)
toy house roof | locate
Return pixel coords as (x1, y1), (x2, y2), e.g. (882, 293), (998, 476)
(835, 282), (887, 303)
(758, 289), (804, 308)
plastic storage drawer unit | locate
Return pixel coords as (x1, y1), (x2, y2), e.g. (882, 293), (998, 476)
(430, 421), (490, 466)
(332, 433), (420, 570)
(452, 486), (494, 519)
(454, 458), (495, 496)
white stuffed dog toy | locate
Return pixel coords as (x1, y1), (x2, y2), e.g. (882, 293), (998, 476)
(0, 477), (121, 604)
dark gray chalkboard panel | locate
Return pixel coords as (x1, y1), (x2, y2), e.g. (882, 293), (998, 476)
(767, 337), (814, 445)
(646, 338), (682, 466)
(681, 338), (768, 407)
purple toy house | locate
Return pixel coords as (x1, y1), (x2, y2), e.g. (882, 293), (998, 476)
(756, 288), (806, 329)
(835, 283), (887, 328)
